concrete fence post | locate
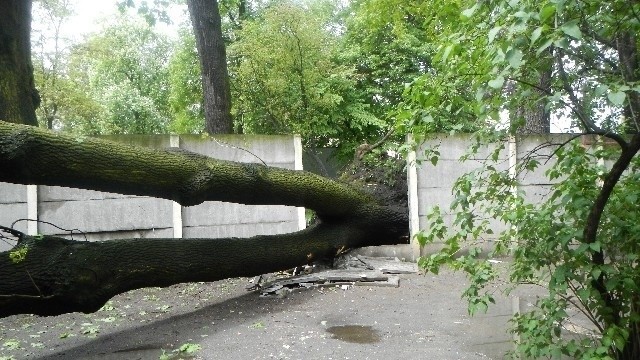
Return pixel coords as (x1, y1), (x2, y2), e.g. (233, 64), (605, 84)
(294, 134), (306, 231)
(170, 134), (183, 238)
(508, 135), (518, 249)
(27, 185), (38, 235)
(406, 134), (421, 261)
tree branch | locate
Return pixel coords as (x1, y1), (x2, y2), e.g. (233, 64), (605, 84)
(0, 121), (382, 219)
(583, 132), (640, 324)
(555, 52), (629, 150)
(0, 221), (403, 317)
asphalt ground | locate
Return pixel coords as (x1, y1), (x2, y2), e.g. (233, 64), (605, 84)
(0, 269), (524, 360)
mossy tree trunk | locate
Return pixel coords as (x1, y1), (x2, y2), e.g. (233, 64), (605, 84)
(0, 121), (408, 317)
(0, 0), (39, 126)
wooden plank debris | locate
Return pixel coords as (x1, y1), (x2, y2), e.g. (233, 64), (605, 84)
(254, 255), (417, 296)
(259, 270), (400, 296)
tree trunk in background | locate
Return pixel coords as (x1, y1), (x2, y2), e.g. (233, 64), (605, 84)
(0, 0), (39, 126)
(617, 31), (640, 134)
(187, 0), (233, 134)
(517, 67), (551, 134)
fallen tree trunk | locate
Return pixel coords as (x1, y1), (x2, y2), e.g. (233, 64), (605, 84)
(0, 121), (408, 317)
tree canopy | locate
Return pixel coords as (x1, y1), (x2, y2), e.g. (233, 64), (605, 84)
(410, 0), (640, 358)
(229, 0), (386, 153)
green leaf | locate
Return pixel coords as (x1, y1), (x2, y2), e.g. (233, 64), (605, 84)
(553, 37), (570, 50)
(249, 321), (265, 329)
(608, 91), (626, 105)
(530, 27), (543, 45)
(506, 49), (523, 69)
(536, 38), (553, 55)
(178, 343), (202, 354)
(461, 4), (478, 18)
(560, 20), (582, 39)
(488, 26), (501, 43)
(539, 5), (556, 22)
(595, 84), (609, 97)
(9, 245), (28, 264)
(488, 76), (505, 89)
(441, 44), (455, 62)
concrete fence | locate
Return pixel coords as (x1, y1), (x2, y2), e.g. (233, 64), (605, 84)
(406, 133), (585, 261)
(0, 134), (305, 252)
(1, 132), (600, 259)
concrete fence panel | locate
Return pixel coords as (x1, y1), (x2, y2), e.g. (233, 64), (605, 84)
(408, 133), (581, 260)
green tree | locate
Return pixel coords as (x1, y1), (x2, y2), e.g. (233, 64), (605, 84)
(31, 0), (73, 130)
(341, 0), (482, 135)
(0, 0), (39, 126)
(187, 0), (233, 134)
(65, 16), (173, 134)
(118, 0), (234, 134)
(341, 0), (431, 119)
(413, 0), (640, 358)
(229, 0), (385, 154)
(168, 27), (204, 134)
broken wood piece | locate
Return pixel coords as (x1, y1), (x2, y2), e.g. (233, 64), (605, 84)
(259, 270), (397, 295)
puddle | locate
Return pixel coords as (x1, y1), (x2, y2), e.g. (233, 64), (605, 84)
(107, 345), (166, 360)
(325, 325), (381, 344)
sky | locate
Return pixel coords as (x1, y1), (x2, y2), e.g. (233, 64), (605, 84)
(68, 0), (120, 34)
(31, 0), (188, 49)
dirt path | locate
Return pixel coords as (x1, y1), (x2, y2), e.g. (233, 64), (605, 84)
(0, 270), (518, 360)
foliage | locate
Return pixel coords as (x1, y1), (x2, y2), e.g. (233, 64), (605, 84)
(420, 138), (640, 359)
(228, 0), (386, 154)
(159, 342), (201, 359)
(31, 0), (76, 130)
(34, 14), (176, 135)
(341, 0), (431, 119)
(411, 0), (640, 358)
(8, 245), (28, 264)
(340, 0), (481, 135)
(341, 146), (408, 208)
(167, 27), (205, 134)
(65, 16), (173, 134)
(117, 0), (173, 26)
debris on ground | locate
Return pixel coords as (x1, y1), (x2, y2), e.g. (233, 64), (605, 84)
(257, 255), (418, 296)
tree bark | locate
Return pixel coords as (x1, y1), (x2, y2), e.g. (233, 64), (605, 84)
(517, 62), (551, 134)
(0, 0), (39, 126)
(187, 0), (233, 134)
(617, 30), (640, 134)
(0, 121), (408, 317)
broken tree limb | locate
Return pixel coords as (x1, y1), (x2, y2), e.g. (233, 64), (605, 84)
(0, 121), (409, 317)
(0, 221), (403, 317)
(0, 122), (380, 218)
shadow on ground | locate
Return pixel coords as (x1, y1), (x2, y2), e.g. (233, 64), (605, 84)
(0, 271), (536, 360)
(32, 280), (316, 359)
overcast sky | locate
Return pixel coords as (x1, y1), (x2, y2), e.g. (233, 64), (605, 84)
(32, 0), (187, 48)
